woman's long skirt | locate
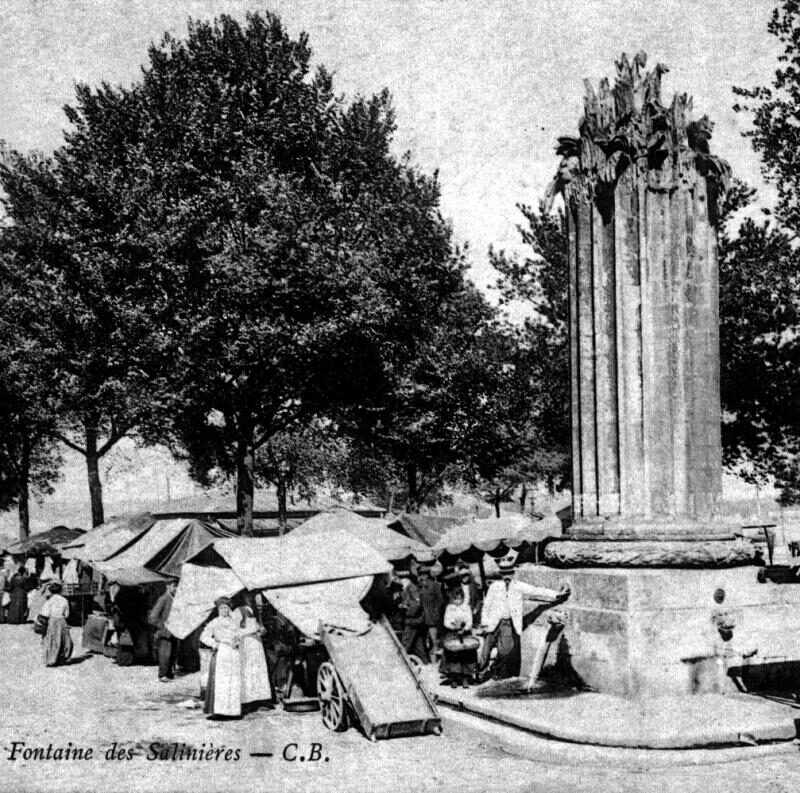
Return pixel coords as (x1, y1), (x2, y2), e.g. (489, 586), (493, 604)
(204, 644), (242, 717)
(440, 632), (478, 681)
(7, 589), (27, 624)
(240, 635), (272, 705)
(43, 617), (73, 667)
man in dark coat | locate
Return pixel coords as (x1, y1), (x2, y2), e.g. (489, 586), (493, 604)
(418, 566), (444, 658)
(148, 580), (178, 682)
(459, 563), (482, 622)
(7, 565), (30, 624)
(398, 571), (428, 663)
(110, 585), (150, 666)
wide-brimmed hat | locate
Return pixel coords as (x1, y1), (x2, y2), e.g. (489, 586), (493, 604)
(497, 558), (517, 574)
(443, 569), (463, 589)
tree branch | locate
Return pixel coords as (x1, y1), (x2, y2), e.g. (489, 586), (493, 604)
(97, 422), (129, 457)
(51, 431), (87, 456)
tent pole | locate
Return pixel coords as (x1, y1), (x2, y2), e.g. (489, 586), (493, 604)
(477, 555), (487, 592)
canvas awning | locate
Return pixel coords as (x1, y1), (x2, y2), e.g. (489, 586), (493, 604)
(6, 526), (86, 556)
(290, 510), (434, 563)
(433, 514), (559, 561)
(207, 530), (392, 590)
(60, 512), (156, 562)
(166, 530), (391, 640)
(165, 563), (245, 639)
(264, 578), (374, 638)
(386, 513), (460, 547)
(94, 518), (235, 578)
(100, 566), (172, 587)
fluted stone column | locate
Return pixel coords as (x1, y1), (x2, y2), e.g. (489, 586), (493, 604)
(518, 55), (795, 701)
(550, 53), (731, 538)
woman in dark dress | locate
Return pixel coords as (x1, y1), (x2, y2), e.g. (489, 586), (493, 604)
(7, 565), (29, 624)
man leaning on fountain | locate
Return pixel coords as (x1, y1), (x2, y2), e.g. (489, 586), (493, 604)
(479, 558), (570, 680)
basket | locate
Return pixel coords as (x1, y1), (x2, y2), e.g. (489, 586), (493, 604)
(282, 697), (320, 713)
(443, 635), (480, 653)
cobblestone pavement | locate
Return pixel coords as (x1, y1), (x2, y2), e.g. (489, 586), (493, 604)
(0, 624), (798, 793)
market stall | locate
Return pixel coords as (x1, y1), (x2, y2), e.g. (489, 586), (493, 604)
(167, 531), (441, 739)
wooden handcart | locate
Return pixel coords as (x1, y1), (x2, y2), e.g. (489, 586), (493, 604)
(316, 616), (441, 740)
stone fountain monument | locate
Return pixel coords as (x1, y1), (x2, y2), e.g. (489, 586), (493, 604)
(522, 53), (800, 698)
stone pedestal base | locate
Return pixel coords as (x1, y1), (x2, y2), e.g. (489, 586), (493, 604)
(519, 564), (800, 697)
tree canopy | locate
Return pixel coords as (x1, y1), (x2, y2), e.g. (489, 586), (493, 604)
(727, 0), (800, 501)
(0, 11), (483, 531)
(489, 203), (571, 509)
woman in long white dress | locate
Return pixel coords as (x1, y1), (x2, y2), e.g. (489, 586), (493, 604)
(40, 582), (73, 667)
(236, 593), (273, 710)
(200, 597), (242, 719)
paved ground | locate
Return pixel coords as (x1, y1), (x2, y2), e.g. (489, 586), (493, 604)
(433, 680), (798, 748)
(1, 623), (799, 793)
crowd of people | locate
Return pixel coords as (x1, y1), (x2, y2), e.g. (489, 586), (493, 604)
(0, 558), (40, 625)
(392, 558), (570, 687)
(1, 548), (570, 722)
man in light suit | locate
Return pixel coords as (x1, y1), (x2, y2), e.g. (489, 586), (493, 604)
(479, 558), (569, 679)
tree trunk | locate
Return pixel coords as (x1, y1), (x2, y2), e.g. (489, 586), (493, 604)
(519, 482), (528, 514)
(85, 425), (105, 527)
(494, 488), (501, 518)
(406, 462), (420, 513)
(17, 434), (30, 540)
(277, 475), (288, 536)
(236, 423), (255, 537)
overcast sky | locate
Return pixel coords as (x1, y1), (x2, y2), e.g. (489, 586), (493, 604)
(0, 0), (782, 292)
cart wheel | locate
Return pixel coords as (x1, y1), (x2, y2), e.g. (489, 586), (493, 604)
(317, 661), (348, 732)
(407, 654), (424, 678)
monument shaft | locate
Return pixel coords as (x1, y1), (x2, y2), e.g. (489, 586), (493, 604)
(568, 167), (722, 523)
(550, 53), (729, 531)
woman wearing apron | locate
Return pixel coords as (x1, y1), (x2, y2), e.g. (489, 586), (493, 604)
(236, 593), (273, 711)
(200, 597), (242, 719)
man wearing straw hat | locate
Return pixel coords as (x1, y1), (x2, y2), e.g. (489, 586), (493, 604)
(479, 557), (569, 679)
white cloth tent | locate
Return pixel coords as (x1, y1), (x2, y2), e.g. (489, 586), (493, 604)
(264, 578), (374, 638)
(94, 518), (191, 571)
(60, 513), (156, 562)
(165, 563), (245, 639)
(166, 530), (390, 640)
(209, 531), (392, 590)
(290, 509), (434, 563)
(433, 514), (557, 558)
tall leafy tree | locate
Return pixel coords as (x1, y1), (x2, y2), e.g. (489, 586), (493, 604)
(0, 141), (173, 527)
(255, 424), (349, 533)
(733, 0), (800, 236)
(43, 12), (468, 534)
(728, 0), (800, 500)
(718, 181), (800, 499)
(0, 213), (63, 536)
(489, 202), (571, 504)
(347, 282), (513, 513)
